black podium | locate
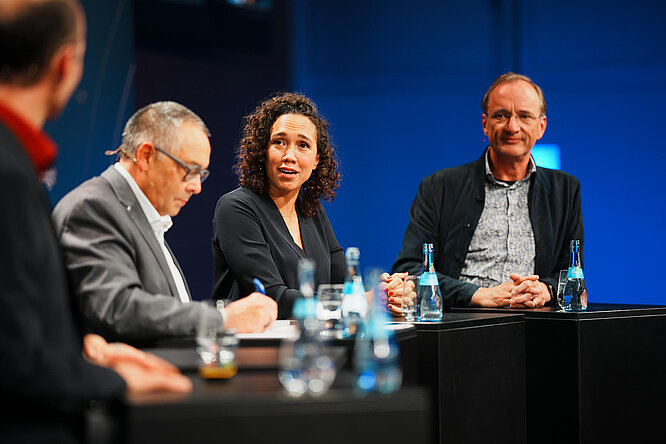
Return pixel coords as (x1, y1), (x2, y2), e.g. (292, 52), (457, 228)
(454, 303), (666, 443)
(397, 312), (527, 444)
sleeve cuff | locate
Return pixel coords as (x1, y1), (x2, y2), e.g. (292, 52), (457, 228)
(216, 300), (228, 328)
(539, 279), (556, 305)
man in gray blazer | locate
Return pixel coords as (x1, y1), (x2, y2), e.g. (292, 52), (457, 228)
(53, 101), (277, 343)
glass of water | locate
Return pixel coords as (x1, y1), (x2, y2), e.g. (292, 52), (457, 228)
(556, 269), (568, 310)
(401, 275), (418, 321)
(316, 284), (344, 339)
(196, 301), (220, 365)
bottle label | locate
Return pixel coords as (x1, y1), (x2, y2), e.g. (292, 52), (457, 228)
(419, 272), (438, 286)
(567, 267), (584, 279)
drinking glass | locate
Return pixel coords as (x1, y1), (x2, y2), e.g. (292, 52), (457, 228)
(217, 328), (239, 364)
(196, 300), (238, 365)
(278, 336), (336, 397)
(278, 339), (308, 397)
(401, 275), (418, 321)
(556, 269), (568, 310)
(316, 284), (344, 339)
(196, 301), (219, 365)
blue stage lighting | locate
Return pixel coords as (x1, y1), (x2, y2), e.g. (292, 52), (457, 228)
(531, 144), (561, 170)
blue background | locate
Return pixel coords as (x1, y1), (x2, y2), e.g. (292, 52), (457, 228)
(47, 0), (666, 305)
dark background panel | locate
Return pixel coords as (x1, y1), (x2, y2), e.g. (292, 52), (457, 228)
(134, 0), (290, 299)
(46, 0), (135, 203)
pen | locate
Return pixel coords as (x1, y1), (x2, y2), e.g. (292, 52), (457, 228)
(253, 278), (265, 295)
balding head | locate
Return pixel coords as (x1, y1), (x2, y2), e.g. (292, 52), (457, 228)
(481, 72), (547, 116)
(0, 0), (85, 86)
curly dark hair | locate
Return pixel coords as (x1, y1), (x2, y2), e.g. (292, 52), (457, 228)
(235, 92), (341, 217)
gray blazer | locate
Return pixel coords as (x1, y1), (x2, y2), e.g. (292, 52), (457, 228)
(53, 166), (219, 343)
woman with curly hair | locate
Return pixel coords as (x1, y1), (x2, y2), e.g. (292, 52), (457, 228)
(211, 92), (346, 317)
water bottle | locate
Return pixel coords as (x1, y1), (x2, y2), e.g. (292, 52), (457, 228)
(341, 247), (368, 336)
(418, 243), (443, 321)
(278, 259), (335, 396)
(564, 240), (588, 311)
(354, 270), (402, 394)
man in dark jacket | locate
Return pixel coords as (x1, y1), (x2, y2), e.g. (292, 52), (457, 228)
(0, 1), (191, 442)
(389, 73), (583, 311)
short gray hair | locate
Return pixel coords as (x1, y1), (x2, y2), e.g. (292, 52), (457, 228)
(120, 101), (210, 159)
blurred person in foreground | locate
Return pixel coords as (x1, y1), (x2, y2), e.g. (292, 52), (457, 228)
(211, 92), (346, 318)
(385, 73), (584, 314)
(53, 101), (277, 344)
(0, 1), (191, 442)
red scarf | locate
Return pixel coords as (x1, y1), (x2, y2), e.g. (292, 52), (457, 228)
(0, 101), (57, 173)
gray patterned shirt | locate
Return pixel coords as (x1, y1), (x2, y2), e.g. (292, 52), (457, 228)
(459, 149), (536, 287)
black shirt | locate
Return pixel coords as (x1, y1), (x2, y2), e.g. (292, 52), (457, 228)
(211, 187), (346, 318)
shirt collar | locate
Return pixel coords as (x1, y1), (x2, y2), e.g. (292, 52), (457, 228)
(114, 163), (173, 235)
(0, 100), (57, 173)
(484, 146), (537, 185)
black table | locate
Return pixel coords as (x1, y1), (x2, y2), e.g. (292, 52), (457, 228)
(394, 312), (527, 444)
(154, 323), (420, 382)
(453, 303), (666, 443)
(102, 345), (431, 444)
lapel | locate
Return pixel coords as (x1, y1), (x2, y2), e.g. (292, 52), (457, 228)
(101, 166), (182, 298)
(261, 192), (306, 258)
(298, 211), (315, 257)
(528, 167), (548, 274)
(165, 242), (192, 298)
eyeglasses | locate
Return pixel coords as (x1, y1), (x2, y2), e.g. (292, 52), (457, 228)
(154, 145), (210, 183)
(487, 111), (544, 125)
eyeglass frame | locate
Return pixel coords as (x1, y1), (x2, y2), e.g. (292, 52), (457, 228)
(485, 110), (545, 125)
(154, 145), (210, 183)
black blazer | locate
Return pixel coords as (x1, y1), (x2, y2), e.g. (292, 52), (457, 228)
(212, 187), (346, 318)
(0, 122), (124, 442)
(392, 149), (584, 308)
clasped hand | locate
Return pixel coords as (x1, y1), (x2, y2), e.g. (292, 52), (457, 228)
(472, 274), (551, 308)
(381, 272), (551, 315)
(380, 272), (410, 317)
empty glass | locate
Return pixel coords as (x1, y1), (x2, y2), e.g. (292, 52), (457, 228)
(217, 328), (239, 364)
(556, 270), (568, 310)
(401, 275), (418, 321)
(316, 284), (344, 339)
(278, 338), (336, 397)
(196, 300), (238, 365)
